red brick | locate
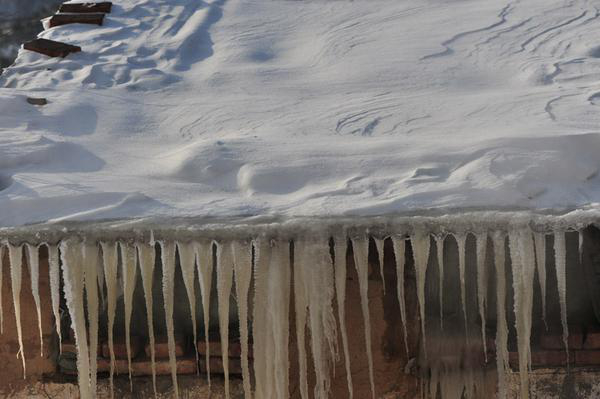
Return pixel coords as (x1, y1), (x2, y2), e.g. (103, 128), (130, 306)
(197, 340), (252, 358)
(146, 335), (186, 359)
(509, 350), (571, 368)
(583, 328), (600, 349)
(540, 327), (583, 350)
(62, 339), (102, 356)
(575, 350), (600, 365)
(48, 13), (105, 28)
(64, 357), (197, 376)
(198, 357), (243, 375)
(58, 2), (113, 13)
(101, 336), (142, 360)
(23, 39), (81, 58)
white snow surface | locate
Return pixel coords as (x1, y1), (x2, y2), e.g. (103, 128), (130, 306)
(2, 0), (600, 227)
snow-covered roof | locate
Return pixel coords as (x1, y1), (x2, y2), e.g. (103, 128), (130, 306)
(2, 0), (600, 227)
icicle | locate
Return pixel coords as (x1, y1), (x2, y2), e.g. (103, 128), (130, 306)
(554, 231), (569, 357)
(8, 244), (26, 378)
(195, 241), (213, 388)
(83, 243), (100, 396)
(252, 239), (270, 399)
(48, 245), (62, 351)
(579, 230), (583, 263)
(435, 235), (444, 330)
(374, 237), (386, 293)
(475, 232), (488, 362)
(60, 240), (92, 399)
(391, 235), (409, 355)
(296, 238), (337, 399)
(267, 240), (291, 399)
(120, 242), (138, 391)
(351, 236), (375, 399)
(333, 236), (353, 398)
(411, 230), (430, 353)
(177, 242), (200, 375)
(0, 245), (3, 334)
(160, 241), (179, 398)
(493, 232), (509, 399)
(231, 240), (253, 399)
(137, 242), (157, 396)
(216, 242), (234, 399)
(533, 232), (547, 329)
(455, 233), (469, 335)
(294, 239), (309, 399)
(509, 229), (536, 399)
(101, 242), (119, 399)
(97, 258), (106, 312)
(26, 243), (43, 356)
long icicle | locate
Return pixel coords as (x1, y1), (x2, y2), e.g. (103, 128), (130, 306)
(120, 242), (138, 392)
(374, 237), (386, 294)
(0, 245), (3, 334)
(26, 243), (43, 356)
(493, 232), (509, 399)
(160, 241), (179, 398)
(293, 238), (309, 399)
(83, 243), (100, 396)
(533, 232), (548, 329)
(101, 242), (119, 399)
(554, 231), (569, 359)
(351, 236), (375, 399)
(267, 240), (291, 399)
(216, 241), (234, 399)
(48, 245), (62, 351)
(455, 233), (469, 337)
(411, 230), (430, 354)
(334, 236), (353, 398)
(8, 244), (26, 378)
(391, 235), (409, 355)
(252, 239), (270, 399)
(195, 241), (213, 389)
(177, 242), (200, 375)
(60, 240), (92, 399)
(231, 240), (253, 399)
(137, 242), (157, 396)
(475, 232), (488, 362)
(435, 235), (444, 330)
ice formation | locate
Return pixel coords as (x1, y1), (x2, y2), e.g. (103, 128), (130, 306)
(231, 240), (253, 399)
(100, 242), (119, 398)
(0, 213), (587, 398)
(120, 243), (138, 390)
(475, 232), (488, 362)
(216, 241), (234, 399)
(351, 236), (376, 399)
(374, 237), (386, 293)
(160, 241), (179, 398)
(435, 235), (445, 330)
(533, 232), (547, 328)
(8, 244), (25, 377)
(48, 245), (62, 351)
(25, 244), (43, 356)
(333, 236), (353, 397)
(177, 242), (200, 374)
(137, 242), (157, 395)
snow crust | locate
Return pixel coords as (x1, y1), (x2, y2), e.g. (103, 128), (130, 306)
(2, 0), (600, 226)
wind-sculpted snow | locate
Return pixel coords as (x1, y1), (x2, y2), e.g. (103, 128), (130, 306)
(1, 1), (600, 225)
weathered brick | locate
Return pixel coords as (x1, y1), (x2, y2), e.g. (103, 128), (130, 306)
(540, 326), (583, 350)
(575, 350), (600, 365)
(145, 335), (186, 358)
(66, 357), (198, 376)
(48, 13), (105, 28)
(583, 328), (600, 349)
(101, 336), (142, 360)
(62, 339), (102, 356)
(23, 39), (81, 58)
(509, 350), (571, 368)
(198, 357), (243, 375)
(197, 341), (251, 358)
(58, 2), (113, 13)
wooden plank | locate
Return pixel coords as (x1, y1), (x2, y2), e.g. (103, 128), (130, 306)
(23, 38), (81, 58)
(48, 13), (105, 28)
(58, 2), (112, 13)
